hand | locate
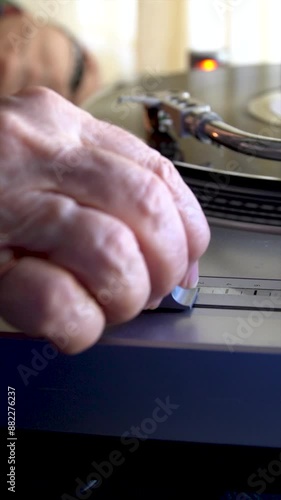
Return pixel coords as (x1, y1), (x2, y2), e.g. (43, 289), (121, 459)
(0, 87), (210, 354)
(0, 12), (100, 104)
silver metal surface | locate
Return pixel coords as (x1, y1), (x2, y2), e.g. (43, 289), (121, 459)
(159, 286), (198, 310)
(160, 277), (281, 311)
(102, 224), (281, 353)
(195, 276), (281, 309)
(203, 120), (281, 160)
(119, 92), (281, 161)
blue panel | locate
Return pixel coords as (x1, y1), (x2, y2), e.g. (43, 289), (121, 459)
(1, 337), (280, 448)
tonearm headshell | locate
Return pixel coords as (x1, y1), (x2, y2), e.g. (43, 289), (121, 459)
(119, 91), (281, 161)
(118, 92), (281, 235)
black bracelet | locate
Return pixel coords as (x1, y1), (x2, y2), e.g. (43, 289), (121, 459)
(69, 38), (85, 93)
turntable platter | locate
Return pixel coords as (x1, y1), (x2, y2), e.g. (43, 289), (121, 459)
(85, 64), (281, 180)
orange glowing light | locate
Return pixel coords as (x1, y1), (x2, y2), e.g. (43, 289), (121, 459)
(196, 59), (219, 72)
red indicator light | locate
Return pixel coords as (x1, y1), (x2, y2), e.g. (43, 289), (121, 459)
(195, 59), (219, 71)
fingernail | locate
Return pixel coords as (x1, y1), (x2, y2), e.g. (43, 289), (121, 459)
(144, 298), (162, 310)
(186, 261), (199, 289)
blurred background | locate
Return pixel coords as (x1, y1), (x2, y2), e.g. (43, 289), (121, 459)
(18, 0), (281, 86)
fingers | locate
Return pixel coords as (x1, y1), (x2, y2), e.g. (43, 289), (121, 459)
(0, 88), (211, 359)
(43, 148), (188, 303)
(81, 118), (211, 285)
(1, 90), (209, 283)
(6, 191), (151, 323)
(0, 257), (105, 354)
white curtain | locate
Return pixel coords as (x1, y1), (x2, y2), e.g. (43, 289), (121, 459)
(136, 0), (187, 74)
(18, 0), (281, 85)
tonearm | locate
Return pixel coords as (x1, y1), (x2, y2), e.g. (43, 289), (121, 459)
(119, 92), (281, 162)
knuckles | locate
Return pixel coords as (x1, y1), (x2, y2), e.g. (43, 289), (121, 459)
(99, 220), (137, 257)
(42, 194), (76, 226)
(96, 220), (143, 282)
(92, 221), (150, 321)
(133, 171), (171, 229)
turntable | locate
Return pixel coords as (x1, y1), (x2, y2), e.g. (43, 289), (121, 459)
(84, 63), (281, 322)
(0, 65), (281, 499)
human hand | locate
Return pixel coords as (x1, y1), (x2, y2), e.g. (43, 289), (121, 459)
(0, 12), (100, 104)
(0, 87), (210, 354)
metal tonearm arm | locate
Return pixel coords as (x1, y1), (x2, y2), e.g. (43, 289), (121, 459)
(118, 92), (281, 161)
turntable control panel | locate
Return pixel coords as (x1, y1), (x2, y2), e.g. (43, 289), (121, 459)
(196, 277), (281, 310)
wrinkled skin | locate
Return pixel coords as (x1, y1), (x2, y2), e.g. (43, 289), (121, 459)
(0, 87), (210, 354)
